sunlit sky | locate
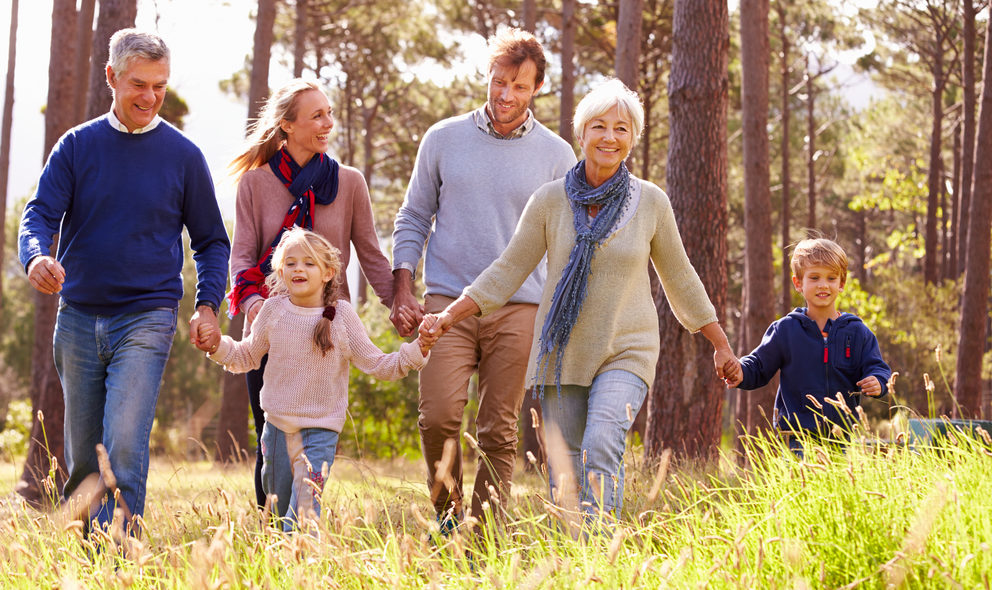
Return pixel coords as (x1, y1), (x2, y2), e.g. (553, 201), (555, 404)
(0, 0), (266, 217)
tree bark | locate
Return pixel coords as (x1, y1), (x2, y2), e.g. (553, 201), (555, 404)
(736, 0), (776, 438)
(85, 0), (137, 121)
(0, 0), (19, 317)
(293, 0), (307, 77)
(954, 13), (992, 420)
(950, 120), (961, 278)
(805, 54), (815, 233)
(924, 28), (945, 285)
(248, 0), (277, 124)
(958, 0), (976, 276)
(216, 315), (250, 462)
(73, 0), (95, 123)
(559, 0), (576, 145)
(615, 0), (643, 90)
(17, 0), (79, 507)
(522, 0), (537, 32)
(778, 0), (792, 315)
(647, 0), (728, 460)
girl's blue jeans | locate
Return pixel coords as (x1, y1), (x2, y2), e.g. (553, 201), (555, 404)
(260, 423), (338, 531)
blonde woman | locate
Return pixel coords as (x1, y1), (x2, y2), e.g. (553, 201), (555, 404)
(228, 79), (394, 507)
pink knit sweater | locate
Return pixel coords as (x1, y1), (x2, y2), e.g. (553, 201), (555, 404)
(209, 296), (427, 433)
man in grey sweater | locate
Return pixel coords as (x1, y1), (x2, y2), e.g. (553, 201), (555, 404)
(391, 28), (576, 529)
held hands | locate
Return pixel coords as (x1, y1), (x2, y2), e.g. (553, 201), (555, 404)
(857, 375), (882, 397)
(715, 348), (743, 388)
(389, 271), (425, 338)
(415, 313), (447, 356)
(27, 256), (65, 295)
(190, 306), (221, 354)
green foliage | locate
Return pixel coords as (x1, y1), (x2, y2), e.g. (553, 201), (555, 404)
(340, 301), (421, 460)
(0, 399), (31, 460)
(5, 430), (992, 587)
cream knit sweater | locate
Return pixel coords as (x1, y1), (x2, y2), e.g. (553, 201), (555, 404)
(465, 176), (718, 389)
(209, 296), (427, 433)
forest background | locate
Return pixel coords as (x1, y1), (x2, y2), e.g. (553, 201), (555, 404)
(0, 0), (990, 505)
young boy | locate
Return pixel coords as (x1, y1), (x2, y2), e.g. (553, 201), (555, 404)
(728, 238), (891, 441)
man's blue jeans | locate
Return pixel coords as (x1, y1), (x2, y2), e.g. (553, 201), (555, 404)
(541, 370), (647, 519)
(260, 423), (338, 531)
(54, 302), (177, 530)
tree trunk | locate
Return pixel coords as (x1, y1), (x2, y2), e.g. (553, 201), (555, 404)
(805, 54), (815, 233)
(73, 0), (95, 123)
(958, 0), (976, 276)
(954, 14), (992, 420)
(248, 0), (277, 124)
(615, 0), (643, 90)
(293, 0), (307, 77)
(85, 0), (137, 121)
(924, 36), (945, 285)
(216, 315), (250, 463)
(0, 0), (19, 317)
(647, 0), (728, 460)
(736, 0), (776, 439)
(950, 120), (961, 278)
(522, 0), (536, 32)
(17, 0), (79, 507)
(778, 0), (792, 315)
(559, 0), (576, 145)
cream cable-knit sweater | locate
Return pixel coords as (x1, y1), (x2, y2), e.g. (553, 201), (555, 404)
(465, 176), (718, 389)
(209, 296), (427, 433)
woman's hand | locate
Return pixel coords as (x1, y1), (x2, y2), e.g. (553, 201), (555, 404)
(698, 321), (740, 386)
(246, 298), (263, 328)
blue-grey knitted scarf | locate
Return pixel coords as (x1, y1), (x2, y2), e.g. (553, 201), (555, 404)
(536, 160), (631, 397)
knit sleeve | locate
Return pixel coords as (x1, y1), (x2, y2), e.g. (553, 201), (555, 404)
(464, 186), (551, 316)
(391, 127), (441, 272)
(647, 183), (718, 332)
(208, 298), (275, 373)
(344, 168), (395, 307)
(337, 301), (427, 378)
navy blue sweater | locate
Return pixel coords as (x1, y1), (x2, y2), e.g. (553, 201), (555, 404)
(18, 116), (230, 315)
(738, 309), (891, 433)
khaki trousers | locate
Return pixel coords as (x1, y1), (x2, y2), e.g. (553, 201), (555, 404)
(419, 294), (537, 520)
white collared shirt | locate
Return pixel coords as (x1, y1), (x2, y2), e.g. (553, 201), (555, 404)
(107, 109), (162, 134)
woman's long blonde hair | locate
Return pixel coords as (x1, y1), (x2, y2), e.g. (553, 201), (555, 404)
(229, 79), (327, 180)
(265, 228), (343, 355)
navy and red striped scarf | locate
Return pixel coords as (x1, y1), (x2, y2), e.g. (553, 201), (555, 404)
(227, 148), (340, 316)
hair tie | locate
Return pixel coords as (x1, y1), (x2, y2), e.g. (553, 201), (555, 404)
(322, 305), (336, 321)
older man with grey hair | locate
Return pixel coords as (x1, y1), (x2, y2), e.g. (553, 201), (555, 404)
(18, 28), (229, 533)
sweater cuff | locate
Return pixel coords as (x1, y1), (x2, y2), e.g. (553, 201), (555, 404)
(207, 337), (233, 364)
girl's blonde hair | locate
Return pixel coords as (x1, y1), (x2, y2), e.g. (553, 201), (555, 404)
(265, 227), (343, 355)
(229, 79), (328, 180)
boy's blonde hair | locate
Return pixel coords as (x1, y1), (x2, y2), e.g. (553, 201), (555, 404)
(266, 227), (343, 355)
(790, 238), (848, 286)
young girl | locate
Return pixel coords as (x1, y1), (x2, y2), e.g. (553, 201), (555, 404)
(202, 227), (433, 530)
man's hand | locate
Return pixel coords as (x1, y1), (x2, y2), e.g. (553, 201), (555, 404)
(27, 255), (65, 295)
(389, 269), (424, 337)
(190, 305), (221, 353)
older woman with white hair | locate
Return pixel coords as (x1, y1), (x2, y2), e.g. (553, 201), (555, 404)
(421, 79), (739, 521)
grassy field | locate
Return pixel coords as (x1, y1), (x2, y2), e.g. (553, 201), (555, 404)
(2, 428), (992, 589)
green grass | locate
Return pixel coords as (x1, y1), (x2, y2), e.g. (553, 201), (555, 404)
(2, 429), (992, 588)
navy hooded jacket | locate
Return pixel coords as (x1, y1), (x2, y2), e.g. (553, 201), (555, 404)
(738, 308), (891, 433)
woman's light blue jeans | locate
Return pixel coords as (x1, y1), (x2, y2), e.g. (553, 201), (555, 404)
(260, 423), (338, 531)
(540, 370), (648, 521)
(54, 302), (177, 532)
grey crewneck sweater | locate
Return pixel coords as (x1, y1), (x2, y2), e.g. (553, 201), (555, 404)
(392, 109), (576, 304)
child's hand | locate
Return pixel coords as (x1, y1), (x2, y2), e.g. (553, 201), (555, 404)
(723, 357), (743, 388)
(198, 322), (220, 354)
(857, 375), (882, 397)
(416, 336), (432, 357)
